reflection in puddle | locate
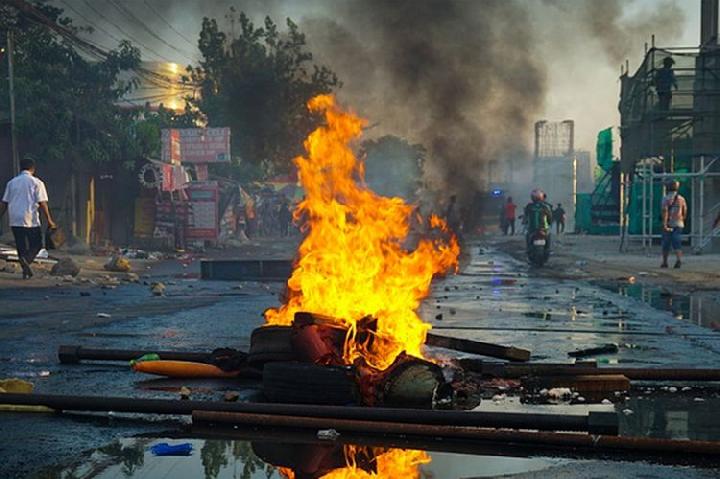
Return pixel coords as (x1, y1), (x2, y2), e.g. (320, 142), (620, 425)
(36, 437), (559, 479)
(620, 392), (720, 440)
(268, 445), (430, 479)
(613, 284), (720, 331)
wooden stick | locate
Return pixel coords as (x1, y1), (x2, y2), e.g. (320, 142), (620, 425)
(426, 333), (531, 362)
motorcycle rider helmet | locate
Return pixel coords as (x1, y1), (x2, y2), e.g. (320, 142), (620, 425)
(531, 188), (545, 202)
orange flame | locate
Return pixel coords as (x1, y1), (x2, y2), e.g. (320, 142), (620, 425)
(278, 448), (431, 479)
(265, 94), (459, 370)
(323, 448), (431, 479)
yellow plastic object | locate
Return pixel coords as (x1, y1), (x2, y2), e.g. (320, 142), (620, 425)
(0, 378), (34, 393)
(0, 378), (55, 413)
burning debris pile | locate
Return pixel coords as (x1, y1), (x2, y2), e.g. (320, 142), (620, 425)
(253, 94), (460, 407)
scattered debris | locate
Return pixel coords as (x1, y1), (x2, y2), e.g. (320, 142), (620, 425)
(105, 255), (131, 272)
(151, 282), (166, 296)
(150, 443), (193, 456)
(129, 354), (160, 366)
(317, 429), (340, 441)
(543, 387), (572, 400)
(50, 258), (80, 277)
(568, 343), (619, 358)
(0, 262), (20, 274)
(179, 386), (191, 399)
(0, 378), (34, 393)
(223, 391), (240, 402)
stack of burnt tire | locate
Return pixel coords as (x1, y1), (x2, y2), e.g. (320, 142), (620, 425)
(248, 320), (360, 406)
(248, 313), (448, 407)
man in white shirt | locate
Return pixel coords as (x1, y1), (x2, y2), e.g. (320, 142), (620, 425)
(0, 157), (56, 279)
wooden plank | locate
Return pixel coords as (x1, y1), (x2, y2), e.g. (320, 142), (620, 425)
(426, 333), (531, 362)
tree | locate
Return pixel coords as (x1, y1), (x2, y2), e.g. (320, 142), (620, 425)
(189, 13), (340, 179)
(0, 2), (146, 169)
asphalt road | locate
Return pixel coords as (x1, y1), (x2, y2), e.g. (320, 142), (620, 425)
(1, 240), (720, 478)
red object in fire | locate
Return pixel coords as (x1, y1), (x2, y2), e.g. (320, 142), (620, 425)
(291, 312), (347, 365)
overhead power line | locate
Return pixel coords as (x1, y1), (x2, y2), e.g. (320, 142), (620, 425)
(141, 0), (197, 51)
(80, 0), (174, 63)
(107, 0), (195, 63)
(6, 0), (197, 90)
(59, 0), (123, 49)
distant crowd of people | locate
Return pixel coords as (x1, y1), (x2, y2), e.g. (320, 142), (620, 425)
(240, 189), (295, 239)
(500, 195), (565, 236)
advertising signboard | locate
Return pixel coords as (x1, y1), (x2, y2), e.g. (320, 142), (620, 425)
(161, 128), (231, 164)
(185, 181), (219, 240)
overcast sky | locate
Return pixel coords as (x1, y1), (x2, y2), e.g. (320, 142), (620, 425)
(64, 0), (706, 158)
(543, 0), (700, 154)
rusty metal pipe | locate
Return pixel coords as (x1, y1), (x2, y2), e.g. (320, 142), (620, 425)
(189, 425), (720, 467)
(58, 345), (213, 364)
(192, 410), (720, 456)
(434, 325), (719, 338)
(0, 393), (615, 433)
(473, 362), (720, 381)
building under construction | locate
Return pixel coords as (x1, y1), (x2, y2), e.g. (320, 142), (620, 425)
(619, 0), (720, 252)
(533, 120), (577, 231)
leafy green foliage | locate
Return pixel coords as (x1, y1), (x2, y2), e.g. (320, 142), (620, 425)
(189, 13), (340, 178)
(0, 3), (146, 167)
(0, 2), (198, 171)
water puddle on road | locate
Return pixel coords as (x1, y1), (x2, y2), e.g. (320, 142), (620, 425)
(600, 282), (720, 332)
(30, 436), (561, 479)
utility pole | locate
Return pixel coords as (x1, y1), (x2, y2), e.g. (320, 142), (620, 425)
(225, 6), (236, 43)
(7, 29), (18, 175)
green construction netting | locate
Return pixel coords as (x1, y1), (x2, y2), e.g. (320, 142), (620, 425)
(597, 128), (614, 173)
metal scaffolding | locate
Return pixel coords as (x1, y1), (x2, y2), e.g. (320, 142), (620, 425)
(618, 39), (720, 253)
(620, 155), (720, 253)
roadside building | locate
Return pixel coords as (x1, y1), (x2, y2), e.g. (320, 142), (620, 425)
(533, 120), (577, 232)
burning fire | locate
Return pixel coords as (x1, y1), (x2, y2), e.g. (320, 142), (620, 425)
(323, 448), (431, 479)
(265, 94), (459, 370)
(279, 447), (431, 479)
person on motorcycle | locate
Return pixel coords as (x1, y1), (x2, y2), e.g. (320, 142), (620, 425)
(524, 188), (553, 250)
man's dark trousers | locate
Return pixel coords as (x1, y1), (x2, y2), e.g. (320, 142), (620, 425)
(12, 226), (42, 265)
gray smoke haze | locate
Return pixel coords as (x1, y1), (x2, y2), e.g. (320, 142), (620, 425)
(301, 0), (685, 199)
(64, 0), (688, 199)
(544, 0), (686, 64)
(302, 0), (547, 200)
